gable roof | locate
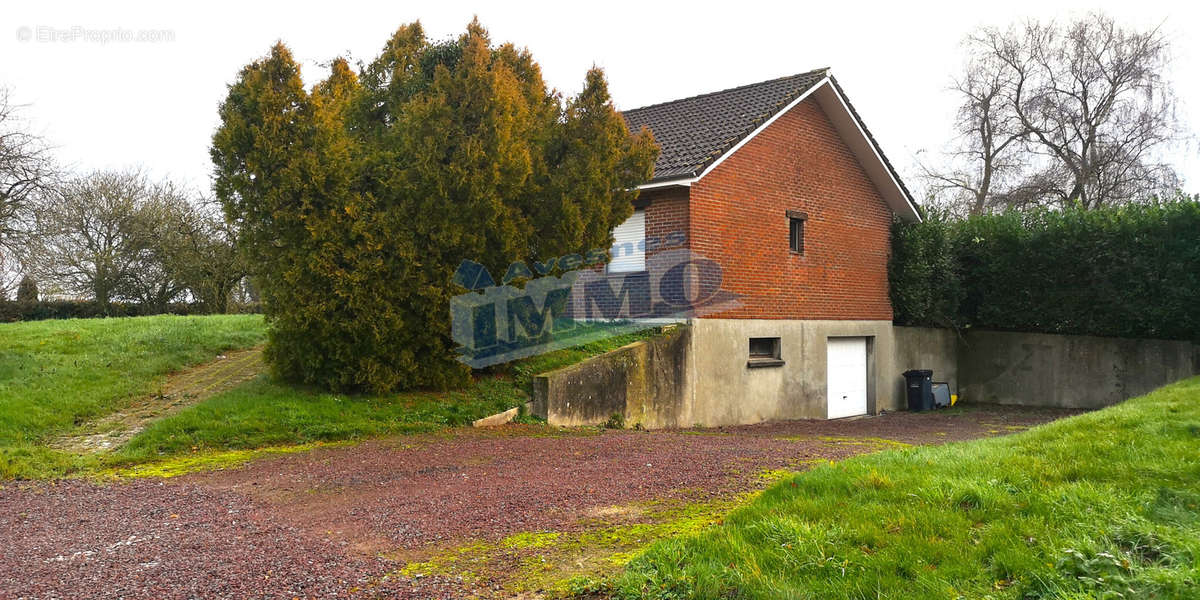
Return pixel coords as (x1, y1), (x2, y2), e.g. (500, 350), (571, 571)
(621, 69), (921, 222)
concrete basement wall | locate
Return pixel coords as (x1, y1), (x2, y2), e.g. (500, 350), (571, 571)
(686, 319), (897, 422)
(958, 330), (1199, 409)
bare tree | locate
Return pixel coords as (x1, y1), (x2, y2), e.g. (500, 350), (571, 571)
(0, 251), (19, 300)
(28, 170), (164, 311)
(27, 170), (247, 313)
(141, 195), (247, 313)
(176, 200), (248, 313)
(927, 13), (1182, 213)
(920, 50), (1030, 216)
(0, 87), (56, 246)
(117, 180), (217, 312)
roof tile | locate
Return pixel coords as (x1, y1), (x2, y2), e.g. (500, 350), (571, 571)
(622, 68), (829, 182)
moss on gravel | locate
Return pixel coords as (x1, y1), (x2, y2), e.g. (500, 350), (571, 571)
(97, 441), (353, 479)
(816, 435), (913, 448)
(390, 487), (789, 598)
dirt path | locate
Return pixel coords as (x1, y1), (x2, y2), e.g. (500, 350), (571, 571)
(51, 346), (265, 453)
(3, 405), (1080, 599)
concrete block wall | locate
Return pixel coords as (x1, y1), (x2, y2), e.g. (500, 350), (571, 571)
(889, 328), (1197, 410)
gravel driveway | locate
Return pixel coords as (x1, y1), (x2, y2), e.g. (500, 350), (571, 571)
(0, 405), (1079, 599)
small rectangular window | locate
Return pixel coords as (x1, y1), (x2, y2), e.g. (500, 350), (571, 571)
(787, 211), (806, 254)
(748, 337), (783, 367)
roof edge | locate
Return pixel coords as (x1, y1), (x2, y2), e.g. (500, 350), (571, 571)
(637, 175), (697, 190)
(687, 76), (830, 183)
(622, 67), (830, 115)
(629, 72), (921, 222)
(820, 76), (921, 222)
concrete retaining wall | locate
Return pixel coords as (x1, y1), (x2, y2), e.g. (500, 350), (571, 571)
(958, 329), (1199, 409)
(531, 325), (690, 428)
(892, 326), (960, 408)
(531, 322), (1198, 429)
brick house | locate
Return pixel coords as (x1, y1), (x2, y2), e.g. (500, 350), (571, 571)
(581, 68), (923, 425)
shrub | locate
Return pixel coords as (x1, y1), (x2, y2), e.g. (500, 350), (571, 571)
(888, 211), (962, 328)
(0, 300), (261, 322)
(211, 22), (657, 393)
(15, 276), (37, 303)
(890, 198), (1200, 341)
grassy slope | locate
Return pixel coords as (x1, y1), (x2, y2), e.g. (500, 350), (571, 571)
(610, 378), (1200, 600)
(2, 314), (662, 479)
(0, 315), (266, 478)
(109, 326), (664, 467)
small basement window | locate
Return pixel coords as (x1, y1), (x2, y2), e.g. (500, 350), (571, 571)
(748, 337), (784, 368)
(787, 210), (807, 254)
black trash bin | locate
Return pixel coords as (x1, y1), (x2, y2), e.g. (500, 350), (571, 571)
(903, 369), (934, 411)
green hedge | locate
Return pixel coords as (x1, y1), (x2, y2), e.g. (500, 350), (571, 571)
(0, 301), (262, 322)
(890, 200), (1200, 341)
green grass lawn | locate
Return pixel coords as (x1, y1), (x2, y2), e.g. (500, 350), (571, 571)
(604, 378), (1200, 599)
(0, 314), (266, 478)
(110, 326), (661, 466)
(0, 313), (662, 479)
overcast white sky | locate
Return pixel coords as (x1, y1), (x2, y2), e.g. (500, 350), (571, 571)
(2, 0), (1198, 197)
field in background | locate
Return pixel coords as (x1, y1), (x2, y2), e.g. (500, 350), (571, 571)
(605, 377), (1200, 599)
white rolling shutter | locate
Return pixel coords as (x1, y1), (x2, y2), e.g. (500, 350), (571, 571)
(608, 209), (646, 273)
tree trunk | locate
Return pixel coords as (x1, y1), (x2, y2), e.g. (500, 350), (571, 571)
(95, 286), (110, 315)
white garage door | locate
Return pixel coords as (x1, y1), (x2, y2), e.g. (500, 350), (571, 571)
(827, 337), (867, 419)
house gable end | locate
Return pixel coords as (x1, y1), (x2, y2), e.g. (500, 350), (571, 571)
(686, 95), (895, 321)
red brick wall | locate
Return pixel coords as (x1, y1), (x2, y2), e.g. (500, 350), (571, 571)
(640, 187), (690, 261)
(687, 98), (894, 320)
